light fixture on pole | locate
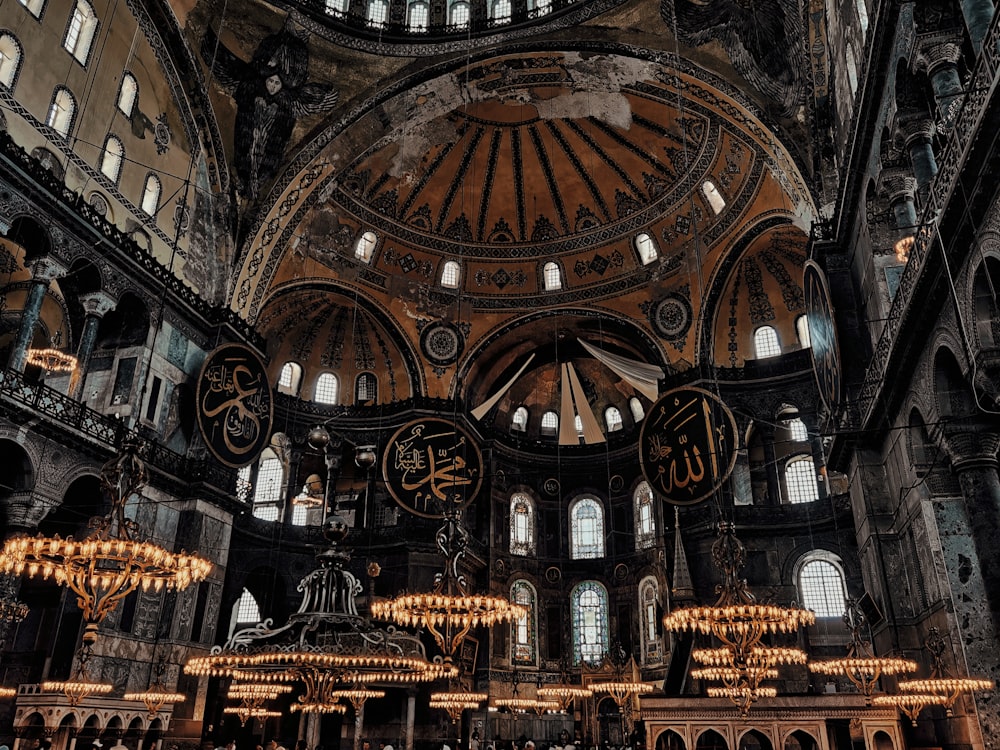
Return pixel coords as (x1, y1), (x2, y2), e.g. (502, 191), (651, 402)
(430, 690), (487, 722)
(808, 599), (916, 702)
(897, 628), (995, 716)
(223, 706), (283, 726)
(872, 693), (949, 726)
(537, 685), (593, 712)
(124, 657), (187, 719)
(371, 510), (526, 661)
(41, 646), (113, 706)
(0, 441), (212, 645)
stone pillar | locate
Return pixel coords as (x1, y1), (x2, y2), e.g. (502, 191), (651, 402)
(881, 173), (918, 231)
(68, 291), (116, 400)
(953, 456), (1000, 631)
(760, 426), (782, 505)
(920, 42), (965, 127)
(404, 690), (416, 750)
(8, 257), (67, 372)
(960, 0), (994, 54)
(900, 118), (939, 192)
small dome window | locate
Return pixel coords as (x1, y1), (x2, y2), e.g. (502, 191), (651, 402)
(701, 179), (726, 215)
(355, 231), (378, 262)
(635, 233), (659, 264)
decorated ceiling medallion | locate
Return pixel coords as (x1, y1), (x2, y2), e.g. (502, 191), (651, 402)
(383, 418), (483, 518)
(420, 323), (464, 366)
(196, 343), (274, 468)
(803, 260), (842, 413)
(651, 292), (693, 342)
(639, 386), (738, 505)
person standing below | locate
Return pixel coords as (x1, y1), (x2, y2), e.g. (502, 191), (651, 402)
(470, 731), (480, 750)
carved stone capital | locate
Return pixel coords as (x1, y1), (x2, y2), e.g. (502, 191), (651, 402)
(28, 255), (68, 282)
(877, 169), (918, 204)
(79, 289), (117, 318)
(1, 490), (60, 532)
(941, 426), (1000, 467)
(917, 41), (963, 76)
(897, 116), (936, 146)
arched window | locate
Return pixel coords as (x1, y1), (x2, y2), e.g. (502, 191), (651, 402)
(252, 449), (283, 521)
(355, 230), (378, 262)
(491, 0), (511, 19)
(18, 0), (45, 18)
(407, 0), (429, 29)
(605, 406), (623, 432)
(229, 588), (261, 636)
(510, 493), (534, 556)
(366, 0), (388, 24)
(449, 0), (469, 26)
(702, 179), (726, 215)
(277, 361), (303, 396)
(236, 465), (253, 503)
(325, 0), (348, 12)
(753, 326), (781, 358)
(635, 232), (659, 264)
(441, 260), (461, 288)
(64, 0), (98, 64)
(571, 581), (609, 665)
(117, 72), (138, 116)
(141, 174), (161, 216)
(786, 417), (809, 442)
(100, 135), (124, 184)
(314, 373), (339, 405)
(356, 372), (377, 403)
(511, 406), (528, 433)
(511, 580), (537, 664)
(639, 576), (663, 664)
(574, 414), (584, 438)
(797, 553), (847, 617)
(796, 314), (811, 348)
(629, 397), (645, 422)
(527, 0), (551, 13)
(46, 87), (76, 138)
(634, 481), (655, 550)
(570, 496), (605, 559)
(540, 410), (558, 436)
(0, 34), (23, 89)
(786, 456), (819, 503)
(543, 262), (562, 291)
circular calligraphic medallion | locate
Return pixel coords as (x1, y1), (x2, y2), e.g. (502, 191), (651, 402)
(639, 386), (738, 506)
(803, 259), (842, 412)
(196, 344), (274, 468)
(420, 323), (463, 365)
(382, 418), (483, 518)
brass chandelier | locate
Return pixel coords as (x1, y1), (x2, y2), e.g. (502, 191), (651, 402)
(808, 599), (916, 701)
(0, 441), (212, 645)
(430, 690), (487, 722)
(536, 684), (593, 712)
(371, 511), (525, 661)
(41, 646), (113, 706)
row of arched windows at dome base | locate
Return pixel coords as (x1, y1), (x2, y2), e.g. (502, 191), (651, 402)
(229, 550), (847, 666)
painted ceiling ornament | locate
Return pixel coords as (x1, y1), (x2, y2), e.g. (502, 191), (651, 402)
(201, 23), (339, 200)
(639, 385), (738, 505)
(660, 0), (804, 118)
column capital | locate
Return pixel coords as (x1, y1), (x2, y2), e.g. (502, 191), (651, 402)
(2, 490), (60, 532)
(941, 426), (1000, 468)
(28, 256), (68, 281)
(917, 41), (963, 75)
(897, 115), (936, 146)
(877, 169), (918, 204)
(79, 290), (117, 318)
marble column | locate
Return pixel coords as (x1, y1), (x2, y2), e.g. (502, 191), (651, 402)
(900, 118), (939, 192)
(404, 690), (416, 750)
(921, 42), (965, 127)
(960, 0), (994, 54)
(953, 456), (1000, 631)
(8, 257), (67, 372)
(882, 173), (918, 231)
(68, 291), (116, 400)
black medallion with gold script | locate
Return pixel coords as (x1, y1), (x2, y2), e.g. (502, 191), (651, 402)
(196, 344), (274, 468)
(803, 259), (842, 412)
(383, 418), (483, 519)
(639, 386), (738, 506)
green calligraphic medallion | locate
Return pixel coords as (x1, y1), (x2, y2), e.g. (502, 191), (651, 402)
(196, 343), (274, 468)
(383, 418), (483, 518)
(804, 259), (842, 412)
(639, 386), (738, 506)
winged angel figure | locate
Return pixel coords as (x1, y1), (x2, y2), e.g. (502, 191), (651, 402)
(660, 0), (804, 118)
(202, 26), (339, 199)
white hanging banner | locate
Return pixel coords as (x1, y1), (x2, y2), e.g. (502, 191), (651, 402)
(578, 338), (662, 401)
(471, 353), (536, 421)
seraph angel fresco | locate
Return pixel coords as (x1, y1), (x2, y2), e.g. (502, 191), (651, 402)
(201, 25), (339, 199)
(661, 0), (805, 117)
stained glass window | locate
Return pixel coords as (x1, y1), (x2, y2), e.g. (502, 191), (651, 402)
(510, 493), (534, 556)
(570, 496), (604, 559)
(634, 481), (655, 550)
(511, 580), (537, 664)
(571, 581), (609, 665)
